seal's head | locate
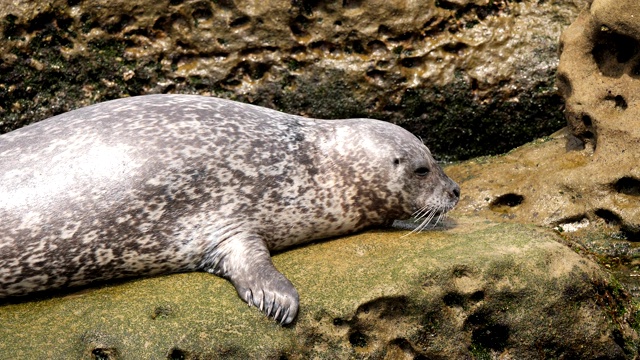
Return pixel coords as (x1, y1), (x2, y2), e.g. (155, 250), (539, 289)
(326, 119), (460, 230)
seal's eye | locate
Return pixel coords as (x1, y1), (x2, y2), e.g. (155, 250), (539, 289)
(414, 167), (430, 176)
(393, 158), (401, 166)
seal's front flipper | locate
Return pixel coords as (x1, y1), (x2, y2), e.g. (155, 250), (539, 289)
(200, 232), (299, 325)
(235, 258), (299, 325)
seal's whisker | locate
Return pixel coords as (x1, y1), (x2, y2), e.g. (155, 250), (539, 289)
(413, 205), (432, 219)
(412, 206), (427, 217)
(434, 211), (445, 227)
(402, 207), (438, 236)
(418, 209), (438, 232)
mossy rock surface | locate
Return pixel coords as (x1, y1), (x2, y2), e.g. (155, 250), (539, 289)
(0, 218), (637, 359)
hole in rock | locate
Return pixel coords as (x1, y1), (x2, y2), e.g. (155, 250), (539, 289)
(92, 348), (116, 360)
(470, 290), (485, 302)
(366, 69), (386, 80)
(389, 32), (414, 42)
(435, 0), (461, 10)
(213, 0), (236, 10)
(153, 16), (171, 31)
(614, 176), (640, 196)
(390, 338), (425, 357)
(615, 95), (628, 110)
(309, 41), (336, 54)
(349, 330), (368, 347)
(555, 73), (572, 99)
(168, 348), (186, 360)
(489, 194), (524, 210)
(289, 15), (310, 37)
(28, 11), (56, 32)
(443, 292), (465, 307)
(621, 226), (640, 242)
(633, 62), (640, 78)
(3, 14), (21, 38)
(192, 7), (213, 21)
(367, 40), (387, 52)
(293, 0), (322, 15)
(471, 323), (510, 351)
(353, 296), (408, 319)
(581, 114), (592, 126)
(442, 42), (468, 54)
(377, 24), (392, 36)
(452, 265), (470, 277)
(224, 79), (241, 87)
(229, 16), (250, 28)
(605, 94), (628, 110)
(592, 30), (640, 78)
(346, 39), (366, 54)
(152, 304), (173, 319)
(594, 209), (621, 225)
(342, 0), (363, 8)
(399, 57), (422, 68)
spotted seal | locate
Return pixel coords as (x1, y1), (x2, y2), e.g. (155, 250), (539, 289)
(0, 94), (460, 324)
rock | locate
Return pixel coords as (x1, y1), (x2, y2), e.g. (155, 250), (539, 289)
(446, 0), (640, 249)
(557, 0), (640, 233)
(0, 219), (636, 358)
(0, 0), (587, 160)
(432, 0), (640, 318)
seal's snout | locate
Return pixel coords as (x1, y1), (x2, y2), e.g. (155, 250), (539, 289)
(451, 183), (461, 199)
(446, 179), (461, 207)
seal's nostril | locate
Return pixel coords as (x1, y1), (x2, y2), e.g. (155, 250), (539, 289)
(453, 187), (460, 198)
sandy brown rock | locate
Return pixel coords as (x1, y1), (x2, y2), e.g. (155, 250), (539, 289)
(445, 0), (640, 300)
(0, 0), (587, 159)
(0, 219), (636, 359)
(448, 0), (640, 234)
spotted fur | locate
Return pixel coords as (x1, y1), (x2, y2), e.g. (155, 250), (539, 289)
(0, 94), (459, 324)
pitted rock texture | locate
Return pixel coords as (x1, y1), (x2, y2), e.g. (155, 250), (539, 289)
(445, 0), (640, 302)
(0, 221), (637, 359)
(448, 0), (640, 234)
(0, 0), (587, 160)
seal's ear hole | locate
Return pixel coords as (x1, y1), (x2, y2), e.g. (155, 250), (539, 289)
(393, 158), (401, 166)
(414, 167), (430, 176)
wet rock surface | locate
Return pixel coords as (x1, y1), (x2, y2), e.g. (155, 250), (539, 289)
(0, 220), (636, 359)
(0, 0), (587, 160)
